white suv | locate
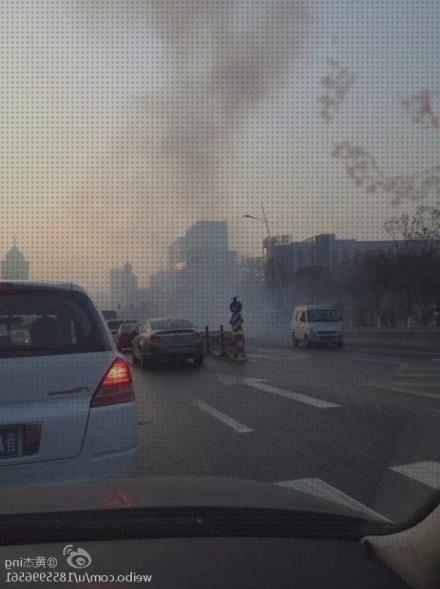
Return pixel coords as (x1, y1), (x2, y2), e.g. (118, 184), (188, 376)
(0, 280), (138, 487)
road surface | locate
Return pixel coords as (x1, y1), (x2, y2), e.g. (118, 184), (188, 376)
(129, 344), (440, 524)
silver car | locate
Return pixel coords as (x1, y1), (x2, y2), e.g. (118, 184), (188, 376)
(132, 318), (204, 368)
(0, 280), (138, 487)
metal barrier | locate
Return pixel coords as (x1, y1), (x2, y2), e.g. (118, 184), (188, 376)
(202, 325), (245, 359)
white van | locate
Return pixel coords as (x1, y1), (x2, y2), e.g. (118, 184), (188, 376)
(291, 305), (343, 348)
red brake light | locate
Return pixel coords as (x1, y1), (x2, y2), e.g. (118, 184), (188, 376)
(102, 357), (131, 386)
(91, 358), (135, 407)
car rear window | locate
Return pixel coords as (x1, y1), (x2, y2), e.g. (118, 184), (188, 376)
(107, 319), (137, 330)
(120, 323), (139, 332)
(0, 288), (111, 357)
(151, 319), (194, 330)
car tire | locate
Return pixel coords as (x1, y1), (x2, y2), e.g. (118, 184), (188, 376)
(304, 334), (312, 348)
(193, 353), (204, 368)
(139, 351), (150, 370)
(292, 333), (299, 347)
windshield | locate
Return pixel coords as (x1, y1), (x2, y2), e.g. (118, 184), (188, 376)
(307, 309), (338, 323)
(1, 0), (440, 547)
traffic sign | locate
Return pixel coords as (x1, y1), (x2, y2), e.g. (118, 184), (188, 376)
(230, 296), (242, 313)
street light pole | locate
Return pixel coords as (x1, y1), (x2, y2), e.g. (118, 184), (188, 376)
(260, 203), (271, 241)
(243, 208), (282, 287)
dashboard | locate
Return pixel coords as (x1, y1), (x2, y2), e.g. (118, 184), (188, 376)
(0, 536), (407, 588)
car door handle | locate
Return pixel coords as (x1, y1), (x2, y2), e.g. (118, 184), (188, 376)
(48, 387), (89, 397)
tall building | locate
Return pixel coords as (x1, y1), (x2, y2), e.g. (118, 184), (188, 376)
(1, 246), (30, 280)
(110, 262), (139, 312)
(167, 221), (236, 271)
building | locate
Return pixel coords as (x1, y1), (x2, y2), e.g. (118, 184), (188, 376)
(110, 262), (139, 312)
(263, 233), (403, 282)
(149, 221), (240, 324)
(167, 221), (236, 271)
(1, 246), (30, 280)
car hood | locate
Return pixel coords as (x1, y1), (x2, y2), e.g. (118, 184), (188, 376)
(0, 476), (384, 523)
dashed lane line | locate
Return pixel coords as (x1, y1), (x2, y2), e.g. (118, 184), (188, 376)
(275, 478), (392, 523)
(390, 461), (440, 490)
(189, 397), (254, 434)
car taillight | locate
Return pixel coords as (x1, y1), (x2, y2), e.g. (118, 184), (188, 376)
(23, 424), (41, 455)
(91, 358), (135, 407)
(150, 334), (161, 342)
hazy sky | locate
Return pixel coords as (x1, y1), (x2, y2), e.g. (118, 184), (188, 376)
(0, 0), (439, 294)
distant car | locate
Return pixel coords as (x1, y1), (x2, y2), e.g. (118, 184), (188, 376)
(101, 309), (118, 320)
(10, 329), (30, 346)
(107, 319), (137, 338)
(0, 280), (138, 487)
(132, 318), (204, 368)
(115, 322), (141, 351)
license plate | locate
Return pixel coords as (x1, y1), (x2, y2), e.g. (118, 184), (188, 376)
(170, 346), (188, 353)
(0, 426), (21, 459)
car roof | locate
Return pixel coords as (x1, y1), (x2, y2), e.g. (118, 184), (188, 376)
(294, 304), (335, 310)
(0, 280), (86, 293)
(148, 317), (191, 323)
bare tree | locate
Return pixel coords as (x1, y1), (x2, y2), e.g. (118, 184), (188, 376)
(385, 206), (440, 252)
(319, 61), (356, 122)
(402, 91), (440, 129)
(332, 142), (440, 205)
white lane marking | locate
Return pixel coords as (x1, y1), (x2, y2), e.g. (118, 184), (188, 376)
(190, 397), (253, 434)
(244, 378), (340, 409)
(247, 352), (307, 361)
(276, 478), (392, 523)
(390, 461), (440, 489)
(346, 355), (398, 365)
(216, 373), (240, 386)
(216, 373), (339, 408)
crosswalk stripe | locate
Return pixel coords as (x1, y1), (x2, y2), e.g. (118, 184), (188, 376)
(275, 478), (392, 523)
(390, 461), (440, 489)
(190, 397), (253, 434)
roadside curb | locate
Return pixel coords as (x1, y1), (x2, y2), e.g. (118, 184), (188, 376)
(247, 340), (440, 360)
